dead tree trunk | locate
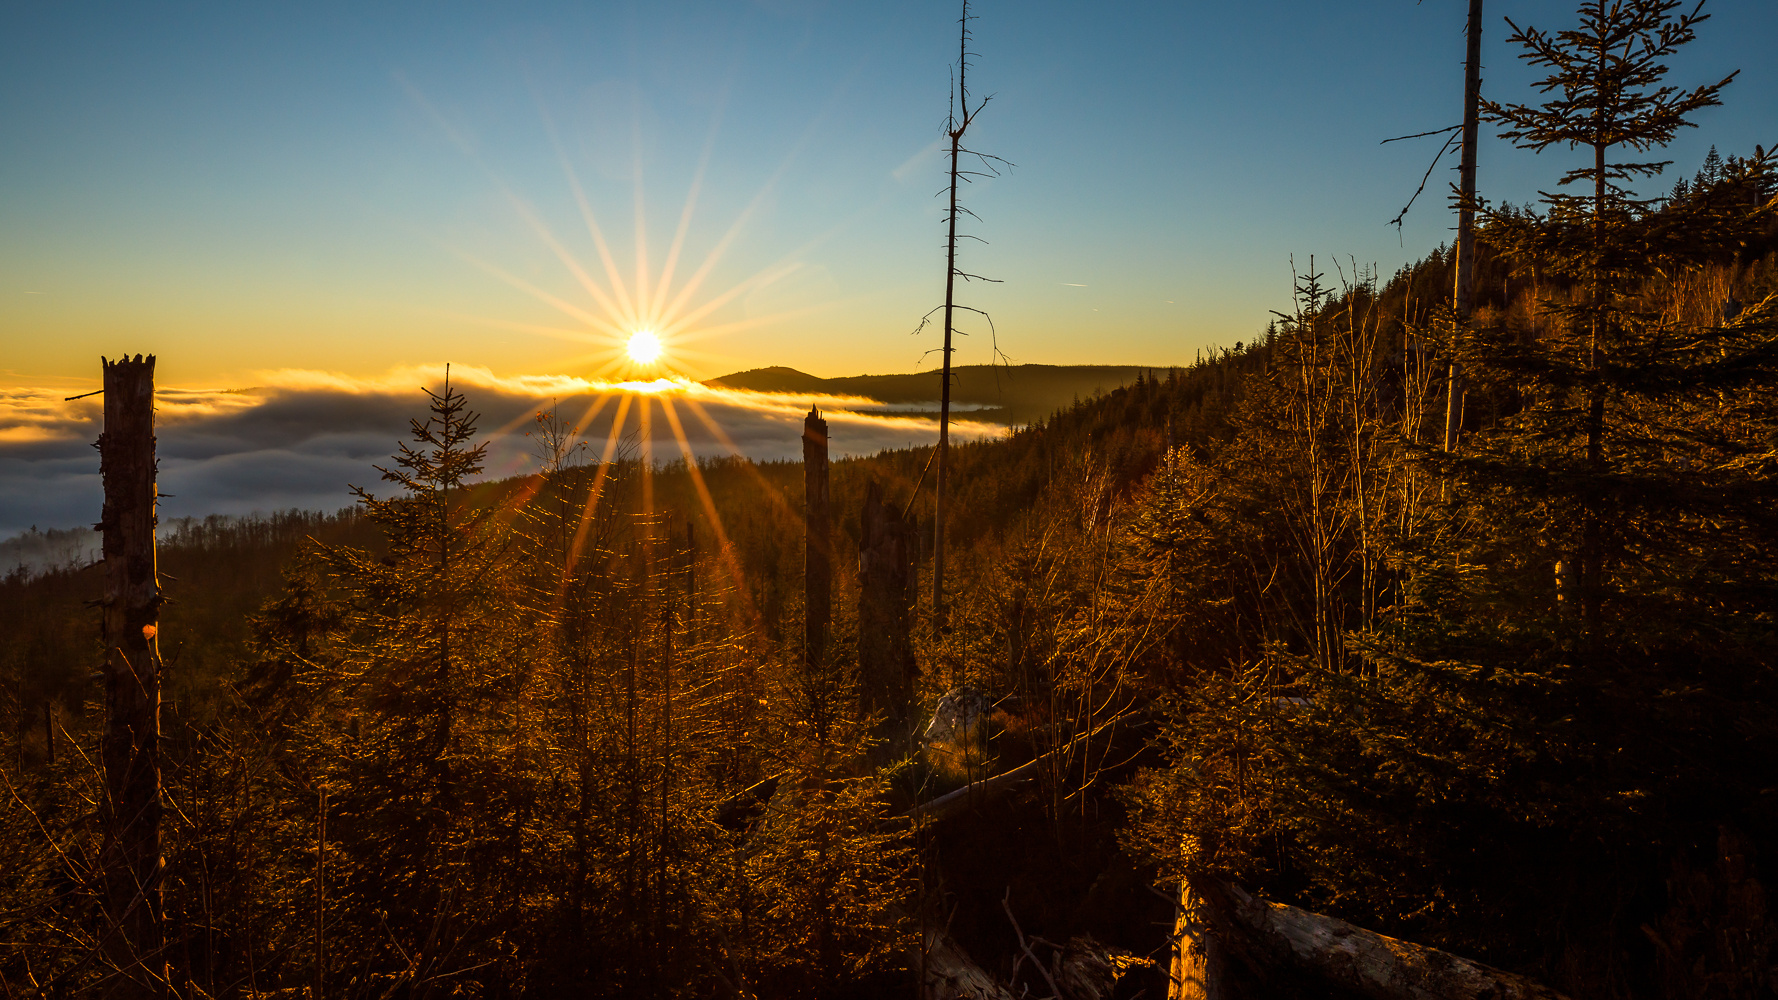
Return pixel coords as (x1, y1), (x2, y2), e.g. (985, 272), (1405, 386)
(857, 480), (915, 730)
(921, 923), (1014, 1000)
(803, 407), (831, 674)
(1445, 0), (1483, 453)
(97, 353), (165, 993)
(1167, 859), (1230, 999)
(932, 0), (978, 633)
(1194, 878), (1569, 1000)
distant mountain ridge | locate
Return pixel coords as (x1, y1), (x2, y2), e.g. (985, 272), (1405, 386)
(704, 364), (1156, 426)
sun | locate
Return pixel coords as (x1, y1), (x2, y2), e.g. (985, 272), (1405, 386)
(626, 330), (663, 364)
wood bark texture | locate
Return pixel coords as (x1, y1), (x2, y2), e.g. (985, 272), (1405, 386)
(921, 924), (1015, 1000)
(98, 353), (165, 991)
(1168, 874), (1230, 1000)
(1198, 878), (1571, 1000)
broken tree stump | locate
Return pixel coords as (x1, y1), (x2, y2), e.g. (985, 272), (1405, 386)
(97, 353), (166, 994)
(803, 407), (831, 674)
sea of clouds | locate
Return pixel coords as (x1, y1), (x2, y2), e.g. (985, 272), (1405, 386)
(0, 365), (1006, 545)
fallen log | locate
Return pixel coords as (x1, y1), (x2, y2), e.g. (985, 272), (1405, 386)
(1194, 877), (1570, 1000)
(907, 714), (1141, 822)
(921, 923), (1014, 1000)
(907, 754), (1043, 822)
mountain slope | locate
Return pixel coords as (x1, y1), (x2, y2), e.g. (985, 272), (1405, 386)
(704, 364), (1154, 426)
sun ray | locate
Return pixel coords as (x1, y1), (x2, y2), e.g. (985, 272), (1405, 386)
(654, 168), (789, 328)
(493, 471), (548, 523)
(407, 74), (647, 336)
(419, 311), (606, 344)
(660, 296), (850, 344)
(499, 188), (632, 327)
(565, 392), (634, 581)
(678, 394), (806, 528)
(484, 385), (616, 456)
(537, 101), (639, 327)
(639, 394), (655, 522)
(451, 251), (628, 338)
(652, 96), (724, 327)
(565, 390), (618, 458)
(657, 394), (756, 620)
(656, 189), (901, 343)
(631, 108), (652, 328)
(652, 74), (858, 326)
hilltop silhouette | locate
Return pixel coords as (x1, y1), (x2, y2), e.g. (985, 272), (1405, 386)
(705, 363), (1154, 425)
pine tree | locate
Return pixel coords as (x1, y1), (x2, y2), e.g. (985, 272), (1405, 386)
(286, 374), (548, 991)
(1478, 0), (1752, 625)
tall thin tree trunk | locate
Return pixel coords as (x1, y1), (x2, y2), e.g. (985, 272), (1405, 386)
(1583, 128), (1607, 628)
(1446, 0), (1483, 453)
(933, 2), (971, 632)
(98, 353), (165, 996)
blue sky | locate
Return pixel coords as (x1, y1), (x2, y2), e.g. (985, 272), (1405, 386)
(3, 0), (1775, 390)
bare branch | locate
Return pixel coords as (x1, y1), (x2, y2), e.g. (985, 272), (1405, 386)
(1388, 130), (1462, 231)
(1381, 124), (1462, 145)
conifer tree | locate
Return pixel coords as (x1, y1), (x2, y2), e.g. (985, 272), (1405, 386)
(1478, 0), (1752, 625)
(290, 373), (547, 991)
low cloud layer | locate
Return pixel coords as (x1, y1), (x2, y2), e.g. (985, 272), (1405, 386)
(0, 367), (1006, 538)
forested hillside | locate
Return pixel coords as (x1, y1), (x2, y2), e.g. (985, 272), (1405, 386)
(705, 364), (1151, 427)
(5, 3), (1778, 997)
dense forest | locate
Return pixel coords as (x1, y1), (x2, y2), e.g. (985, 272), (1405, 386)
(6, 2), (1778, 997)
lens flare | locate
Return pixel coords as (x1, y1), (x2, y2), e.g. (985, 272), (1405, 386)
(626, 331), (663, 364)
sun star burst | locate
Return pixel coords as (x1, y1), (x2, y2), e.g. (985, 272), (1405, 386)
(626, 331), (663, 364)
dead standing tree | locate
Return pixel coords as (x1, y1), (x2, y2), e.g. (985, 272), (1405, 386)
(804, 407), (831, 675)
(915, 0), (1008, 632)
(1449, 0), (1484, 452)
(1382, 0), (1486, 451)
(96, 354), (167, 993)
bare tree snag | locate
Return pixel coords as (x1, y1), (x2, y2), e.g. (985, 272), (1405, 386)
(803, 407), (831, 673)
(930, 0), (999, 632)
(97, 353), (165, 992)
(857, 480), (915, 729)
(931, 3), (966, 632)
(1196, 878), (1570, 1000)
(1445, 0), (1483, 453)
(1453, 0), (1483, 319)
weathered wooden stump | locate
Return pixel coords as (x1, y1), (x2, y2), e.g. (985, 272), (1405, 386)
(97, 353), (166, 995)
(803, 407), (830, 674)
